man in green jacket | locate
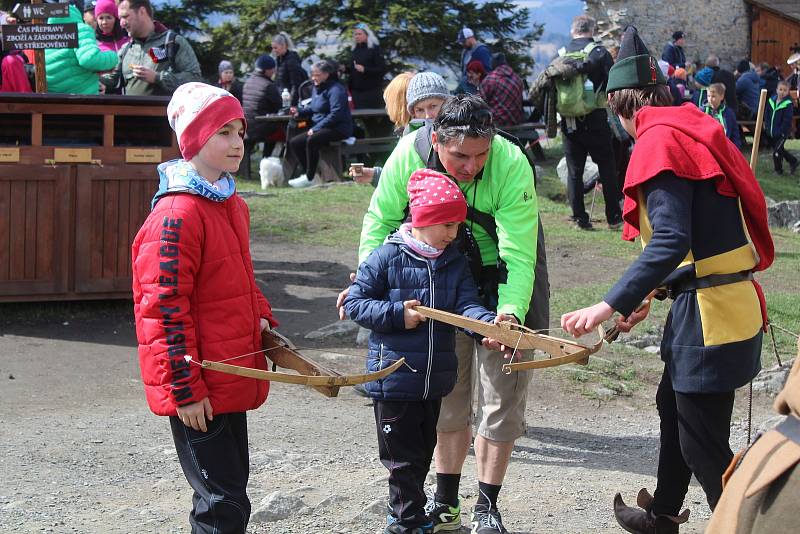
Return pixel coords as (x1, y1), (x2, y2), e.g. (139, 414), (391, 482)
(45, 5), (118, 94)
(345, 94), (548, 534)
(101, 0), (201, 96)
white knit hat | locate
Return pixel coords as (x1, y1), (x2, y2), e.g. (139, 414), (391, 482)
(405, 72), (450, 112)
(167, 82), (246, 161)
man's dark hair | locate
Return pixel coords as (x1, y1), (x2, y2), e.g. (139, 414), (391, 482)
(607, 85), (673, 120)
(570, 15), (595, 36)
(126, 0), (153, 18)
(434, 94), (496, 145)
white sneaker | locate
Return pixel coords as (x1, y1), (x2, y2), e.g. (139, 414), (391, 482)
(288, 174), (312, 188)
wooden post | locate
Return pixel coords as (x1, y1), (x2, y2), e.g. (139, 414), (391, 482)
(32, 0), (46, 93)
(749, 89), (768, 173)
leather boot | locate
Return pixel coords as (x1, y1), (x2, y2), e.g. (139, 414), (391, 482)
(612, 488), (690, 534)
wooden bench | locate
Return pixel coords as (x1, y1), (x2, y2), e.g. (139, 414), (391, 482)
(502, 122), (545, 143)
(318, 136), (399, 182)
(740, 116), (800, 140)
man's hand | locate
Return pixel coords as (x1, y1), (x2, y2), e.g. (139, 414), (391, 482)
(561, 301), (615, 337)
(176, 398), (213, 432)
(336, 272), (356, 320)
(481, 313), (518, 354)
(260, 318), (270, 332)
(403, 300), (426, 329)
(131, 65), (157, 84)
(289, 106), (298, 116)
(307, 128), (314, 137)
(612, 299), (651, 334)
(354, 63), (365, 73)
(349, 166), (375, 184)
(98, 81), (106, 94)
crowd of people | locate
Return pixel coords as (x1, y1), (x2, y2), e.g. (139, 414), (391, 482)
(2, 6), (800, 533)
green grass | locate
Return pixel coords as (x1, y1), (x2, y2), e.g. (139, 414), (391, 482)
(240, 180), (374, 246)
(753, 139), (800, 201)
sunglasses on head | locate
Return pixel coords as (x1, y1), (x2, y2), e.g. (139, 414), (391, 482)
(438, 106), (493, 129)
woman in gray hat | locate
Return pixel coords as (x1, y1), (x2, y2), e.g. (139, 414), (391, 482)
(350, 71), (451, 186)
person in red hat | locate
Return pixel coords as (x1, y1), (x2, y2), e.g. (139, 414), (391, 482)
(132, 82), (278, 534)
(343, 168), (511, 534)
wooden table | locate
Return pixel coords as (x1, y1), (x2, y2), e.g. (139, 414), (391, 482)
(0, 93), (179, 302)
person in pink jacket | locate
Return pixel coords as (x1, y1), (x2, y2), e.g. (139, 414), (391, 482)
(94, 0), (130, 54)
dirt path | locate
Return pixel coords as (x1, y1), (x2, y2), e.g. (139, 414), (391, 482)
(0, 240), (776, 534)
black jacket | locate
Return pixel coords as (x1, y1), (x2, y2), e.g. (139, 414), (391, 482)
(242, 71), (282, 139)
(710, 67), (738, 112)
(274, 50), (308, 105)
(347, 43), (386, 92)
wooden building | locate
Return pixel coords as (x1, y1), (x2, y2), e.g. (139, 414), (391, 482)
(0, 94), (179, 302)
(747, 1), (800, 75)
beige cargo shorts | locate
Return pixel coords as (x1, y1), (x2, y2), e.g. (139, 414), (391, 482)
(437, 331), (531, 442)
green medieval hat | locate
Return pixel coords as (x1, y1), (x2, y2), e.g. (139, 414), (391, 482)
(607, 26), (666, 92)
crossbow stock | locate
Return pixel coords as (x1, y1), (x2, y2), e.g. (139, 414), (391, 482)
(414, 306), (605, 373)
(189, 330), (405, 397)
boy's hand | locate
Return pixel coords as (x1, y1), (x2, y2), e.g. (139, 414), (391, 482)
(260, 318), (270, 332)
(336, 272), (357, 320)
(481, 313), (518, 354)
(561, 301), (615, 337)
(612, 299), (652, 334)
(176, 398), (213, 432)
(403, 300), (427, 329)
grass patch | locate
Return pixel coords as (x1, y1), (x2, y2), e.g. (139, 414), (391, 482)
(753, 139), (800, 201)
(241, 181), (374, 246)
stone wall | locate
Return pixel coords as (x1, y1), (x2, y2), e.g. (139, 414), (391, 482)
(585, 0), (751, 71)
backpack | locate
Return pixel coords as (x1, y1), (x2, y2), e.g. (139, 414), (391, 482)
(555, 42), (607, 117)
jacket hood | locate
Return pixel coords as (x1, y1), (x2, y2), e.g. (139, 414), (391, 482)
(48, 4), (82, 24)
(624, 104), (773, 272)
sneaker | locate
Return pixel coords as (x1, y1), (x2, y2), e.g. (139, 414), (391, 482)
(574, 219), (593, 231)
(385, 522), (433, 534)
(470, 505), (508, 534)
(424, 497), (462, 532)
(288, 174), (312, 188)
(607, 218), (623, 230)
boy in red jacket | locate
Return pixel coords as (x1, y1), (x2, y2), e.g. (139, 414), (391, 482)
(132, 82), (277, 534)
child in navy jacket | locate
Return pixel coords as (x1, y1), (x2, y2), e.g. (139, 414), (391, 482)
(764, 81), (798, 174)
(703, 83), (741, 148)
(344, 169), (507, 534)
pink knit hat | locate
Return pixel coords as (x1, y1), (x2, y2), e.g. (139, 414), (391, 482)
(407, 169), (466, 228)
(94, 0), (118, 19)
(167, 82), (246, 161)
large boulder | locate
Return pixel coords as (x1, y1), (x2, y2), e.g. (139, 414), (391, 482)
(767, 200), (800, 229)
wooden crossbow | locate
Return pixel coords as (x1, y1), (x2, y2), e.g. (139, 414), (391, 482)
(188, 330), (405, 398)
(414, 306), (605, 373)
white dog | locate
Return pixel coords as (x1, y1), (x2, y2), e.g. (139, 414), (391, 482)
(259, 156), (285, 188)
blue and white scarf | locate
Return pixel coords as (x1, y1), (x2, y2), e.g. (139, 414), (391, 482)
(152, 159), (236, 209)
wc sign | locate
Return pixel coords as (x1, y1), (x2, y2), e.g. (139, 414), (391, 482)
(11, 3), (71, 21)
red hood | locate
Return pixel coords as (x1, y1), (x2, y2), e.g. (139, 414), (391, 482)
(622, 103), (773, 272)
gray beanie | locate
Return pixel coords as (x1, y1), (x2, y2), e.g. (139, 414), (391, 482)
(406, 72), (450, 112)
(218, 60), (234, 74)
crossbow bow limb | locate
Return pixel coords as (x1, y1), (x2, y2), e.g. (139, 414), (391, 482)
(190, 330), (405, 397)
(414, 306), (605, 373)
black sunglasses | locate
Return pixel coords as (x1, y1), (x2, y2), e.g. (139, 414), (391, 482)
(437, 106), (493, 129)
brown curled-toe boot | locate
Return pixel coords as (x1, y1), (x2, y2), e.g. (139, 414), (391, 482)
(612, 488), (690, 534)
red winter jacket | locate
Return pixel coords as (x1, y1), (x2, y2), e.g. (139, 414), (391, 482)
(132, 192), (277, 416)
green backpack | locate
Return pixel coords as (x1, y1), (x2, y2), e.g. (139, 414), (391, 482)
(555, 42), (607, 117)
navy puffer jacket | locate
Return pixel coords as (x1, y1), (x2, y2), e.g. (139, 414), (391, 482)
(344, 234), (495, 400)
(297, 79), (353, 136)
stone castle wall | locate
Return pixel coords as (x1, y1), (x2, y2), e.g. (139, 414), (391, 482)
(585, 1), (751, 70)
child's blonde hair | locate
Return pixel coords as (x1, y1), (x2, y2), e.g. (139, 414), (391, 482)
(708, 83), (726, 97)
(383, 72), (415, 129)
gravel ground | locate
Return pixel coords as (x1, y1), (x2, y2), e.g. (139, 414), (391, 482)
(0, 243), (776, 534)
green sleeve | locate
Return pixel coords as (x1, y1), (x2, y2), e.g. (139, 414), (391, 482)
(75, 24), (119, 72)
(492, 142), (538, 320)
(358, 134), (424, 263)
(157, 35), (202, 94)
